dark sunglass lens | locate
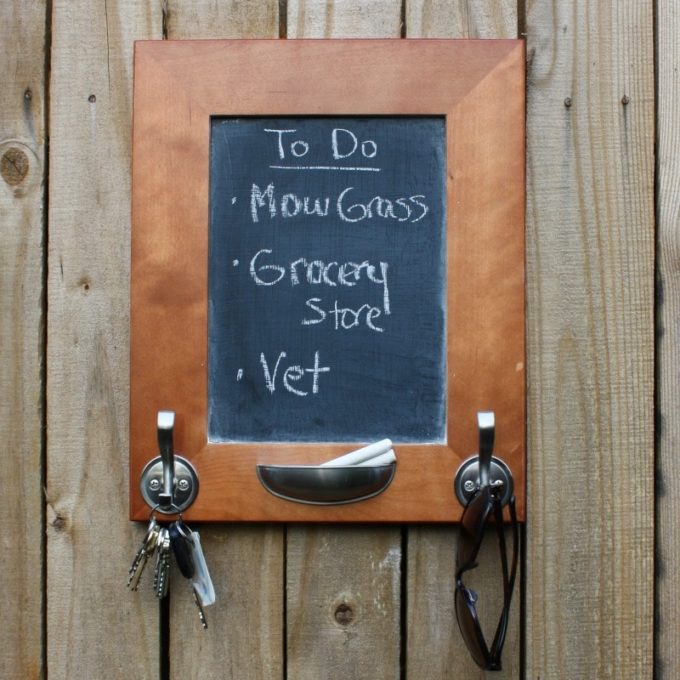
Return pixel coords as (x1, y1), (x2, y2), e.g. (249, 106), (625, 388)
(462, 488), (490, 531)
(455, 588), (489, 669)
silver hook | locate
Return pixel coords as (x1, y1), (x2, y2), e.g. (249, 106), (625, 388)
(454, 410), (513, 507)
(139, 410), (200, 514)
(477, 411), (495, 489)
(157, 410), (176, 507)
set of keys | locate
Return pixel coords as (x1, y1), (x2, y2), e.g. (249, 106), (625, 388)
(128, 512), (215, 629)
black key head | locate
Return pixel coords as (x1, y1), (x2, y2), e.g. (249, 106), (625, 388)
(169, 520), (196, 579)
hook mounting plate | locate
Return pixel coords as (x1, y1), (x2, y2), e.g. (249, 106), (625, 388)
(454, 455), (514, 507)
(139, 455), (199, 514)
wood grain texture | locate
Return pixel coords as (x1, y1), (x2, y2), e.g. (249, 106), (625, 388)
(405, 0), (516, 38)
(47, 1), (162, 677)
(27, 2), (657, 679)
(524, 1), (654, 678)
(285, 5), (402, 678)
(287, 526), (401, 679)
(287, 0), (402, 37)
(164, 6), (284, 679)
(404, 4), (520, 677)
(170, 526), (284, 680)
(0, 2), (47, 678)
(164, 0), (279, 39)
(657, 1), (680, 677)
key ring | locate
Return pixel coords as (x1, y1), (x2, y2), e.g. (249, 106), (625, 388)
(149, 502), (184, 518)
(174, 517), (195, 544)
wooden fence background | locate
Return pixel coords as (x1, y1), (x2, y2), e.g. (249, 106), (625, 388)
(1, 0), (661, 678)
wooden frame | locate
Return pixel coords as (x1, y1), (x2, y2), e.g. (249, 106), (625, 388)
(130, 39), (525, 522)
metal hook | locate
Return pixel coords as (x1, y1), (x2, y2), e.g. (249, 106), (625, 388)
(477, 411), (495, 489)
(139, 410), (200, 514)
(157, 410), (176, 507)
(453, 411), (514, 507)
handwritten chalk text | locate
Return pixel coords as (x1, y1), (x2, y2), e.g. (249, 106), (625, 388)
(259, 350), (330, 396)
(250, 183), (428, 224)
(249, 248), (390, 318)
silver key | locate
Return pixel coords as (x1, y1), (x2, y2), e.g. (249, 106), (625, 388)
(171, 519), (210, 629)
(189, 527), (215, 629)
(153, 527), (171, 599)
(128, 517), (160, 591)
(188, 529), (215, 607)
(192, 585), (208, 629)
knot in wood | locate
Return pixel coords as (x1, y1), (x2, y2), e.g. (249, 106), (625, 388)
(1, 147), (29, 186)
(334, 602), (354, 626)
(51, 514), (67, 531)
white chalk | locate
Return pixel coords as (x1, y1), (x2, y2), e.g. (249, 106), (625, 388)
(321, 439), (393, 467)
(356, 450), (396, 467)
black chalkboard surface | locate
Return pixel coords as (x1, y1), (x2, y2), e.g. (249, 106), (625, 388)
(208, 117), (446, 443)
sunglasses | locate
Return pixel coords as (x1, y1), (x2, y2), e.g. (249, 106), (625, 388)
(455, 480), (518, 670)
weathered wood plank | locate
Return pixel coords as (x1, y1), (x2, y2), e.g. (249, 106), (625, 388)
(285, 4), (403, 679)
(288, 0), (403, 38)
(164, 0), (279, 39)
(170, 526), (284, 680)
(657, 2), (680, 677)
(405, 0), (516, 38)
(163, 4), (284, 679)
(403, 3), (519, 677)
(47, 1), (162, 677)
(0, 2), (47, 678)
(286, 526), (401, 679)
(524, 1), (654, 677)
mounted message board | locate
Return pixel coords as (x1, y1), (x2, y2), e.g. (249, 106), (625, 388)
(208, 117), (446, 443)
(130, 39), (526, 522)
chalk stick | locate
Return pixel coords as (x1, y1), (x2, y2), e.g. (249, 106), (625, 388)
(321, 438), (393, 466)
(356, 450), (396, 467)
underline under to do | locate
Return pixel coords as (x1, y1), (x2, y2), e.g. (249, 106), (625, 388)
(269, 165), (381, 172)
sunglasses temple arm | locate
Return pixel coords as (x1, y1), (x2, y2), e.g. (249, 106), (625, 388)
(477, 411), (495, 488)
(508, 499), (519, 595)
(494, 499), (510, 589)
(490, 497), (519, 660)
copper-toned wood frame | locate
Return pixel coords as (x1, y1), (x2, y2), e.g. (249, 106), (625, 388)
(130, 39), (525, 522)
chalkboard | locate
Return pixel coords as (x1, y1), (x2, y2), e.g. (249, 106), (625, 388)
(208, 117), (447, 443)
(131, 39), (527, 522)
